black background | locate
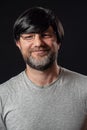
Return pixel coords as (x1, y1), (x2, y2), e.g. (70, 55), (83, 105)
(0, 0), (87, 84)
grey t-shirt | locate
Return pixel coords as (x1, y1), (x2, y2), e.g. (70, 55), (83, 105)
(0, 67), (87, 130)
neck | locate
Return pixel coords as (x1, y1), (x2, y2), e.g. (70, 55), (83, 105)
(25, 62), (61, 87)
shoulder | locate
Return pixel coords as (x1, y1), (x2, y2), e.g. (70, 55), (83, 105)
(0, 71), (25, 106)
(60, 67), (87, 92)
(60, 67), (87, 97)
(0, 71), (25, 95)
(61, 67), (87, 81)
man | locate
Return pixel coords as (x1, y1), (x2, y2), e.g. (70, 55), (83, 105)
(0, 6), (87, 130)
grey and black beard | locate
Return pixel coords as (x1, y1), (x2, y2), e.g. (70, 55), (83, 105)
(25, 52), (58, 71)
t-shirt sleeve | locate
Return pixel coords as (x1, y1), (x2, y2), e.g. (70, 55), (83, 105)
(0, 97), (7, 130)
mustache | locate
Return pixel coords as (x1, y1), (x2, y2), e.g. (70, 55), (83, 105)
(30, 46), (50, 52)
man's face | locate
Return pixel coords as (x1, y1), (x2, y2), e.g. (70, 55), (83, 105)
(16, 26), (60, 71)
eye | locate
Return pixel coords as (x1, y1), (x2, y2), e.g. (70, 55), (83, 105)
(24, 34), (34, 40)
(41, 33), (52, 38)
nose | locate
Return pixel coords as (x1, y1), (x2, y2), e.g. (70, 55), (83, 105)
(34, 34), (44, 46)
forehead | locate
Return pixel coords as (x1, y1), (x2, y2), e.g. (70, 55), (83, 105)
(20, 26), (55, 36)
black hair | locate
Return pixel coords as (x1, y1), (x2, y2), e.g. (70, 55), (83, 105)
(13, 6), (64, 43)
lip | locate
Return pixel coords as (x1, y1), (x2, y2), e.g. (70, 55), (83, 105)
(32, 50), (49, 56)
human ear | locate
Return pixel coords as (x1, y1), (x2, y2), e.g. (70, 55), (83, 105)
(57, 42), (61, 50)
(16, 41), (21, 50)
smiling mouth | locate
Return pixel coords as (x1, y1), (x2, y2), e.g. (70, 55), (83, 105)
(32, 49), (49, 56)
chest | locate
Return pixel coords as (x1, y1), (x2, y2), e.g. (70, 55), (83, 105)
(4, 89), (86, 130)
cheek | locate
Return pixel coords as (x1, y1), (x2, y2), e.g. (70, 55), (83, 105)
(20, 45), (31, 58)
(51, 42), (59, 52)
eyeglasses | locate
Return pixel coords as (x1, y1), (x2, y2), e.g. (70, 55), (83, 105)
(20, 32), (56, 42)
